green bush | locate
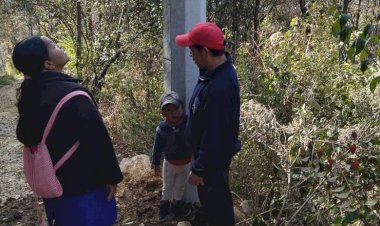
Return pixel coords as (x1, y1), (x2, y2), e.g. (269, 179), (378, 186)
(231, 2), (380, 225)
(100, 71), (162, 155)
(0, 75), (15, 85)
(0, 61), (20, 85)
(99, 38), (163, 156)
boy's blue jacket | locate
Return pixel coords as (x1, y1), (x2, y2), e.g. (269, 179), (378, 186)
(151, 115), (192, 165)
(186, 53), (241, 177)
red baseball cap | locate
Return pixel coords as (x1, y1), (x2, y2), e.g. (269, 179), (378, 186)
(175, 22), (225, 50)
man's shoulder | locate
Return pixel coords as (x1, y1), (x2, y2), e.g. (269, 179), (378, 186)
(218, 62), (237, 80)
(210, 69), (237, 92)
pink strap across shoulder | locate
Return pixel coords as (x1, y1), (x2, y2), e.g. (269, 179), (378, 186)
(54, 141), (80, 170)
(41, 90), (92, 143)
(39, 90), (92, 170)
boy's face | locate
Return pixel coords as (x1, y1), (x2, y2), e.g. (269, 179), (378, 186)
(161, 103), (184, 125)
(41, 36), (69, 71)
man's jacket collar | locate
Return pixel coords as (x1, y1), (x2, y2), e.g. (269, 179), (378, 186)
(199, 52), (232, 81)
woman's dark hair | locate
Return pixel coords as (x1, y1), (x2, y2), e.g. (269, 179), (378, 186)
(192, 39), (226, 56)
(14, 36), (49, 144)
(12, 36), (49, 77)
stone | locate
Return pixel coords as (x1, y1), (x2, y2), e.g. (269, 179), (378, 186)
(240, 200), (253, 215)
(177, 221), (192, 226)
(119, 155), (151, 182)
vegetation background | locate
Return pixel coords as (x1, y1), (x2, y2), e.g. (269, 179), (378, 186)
(1, 0), (379, 225)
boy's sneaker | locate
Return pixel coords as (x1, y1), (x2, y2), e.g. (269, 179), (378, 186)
(158, 200), (174, 223)
(172, 201), (192, 218)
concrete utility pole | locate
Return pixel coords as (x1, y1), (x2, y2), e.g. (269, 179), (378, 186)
(163, 0), (206, 203)
(163, 0), (206, 111)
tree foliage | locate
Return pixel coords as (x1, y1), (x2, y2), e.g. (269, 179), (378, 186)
(329, 2), (380, 92)
(232, 1), (380, 225)
(0, 0), (164, 153)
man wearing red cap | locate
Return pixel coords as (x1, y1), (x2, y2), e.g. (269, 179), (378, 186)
(176, 22), (241, 226)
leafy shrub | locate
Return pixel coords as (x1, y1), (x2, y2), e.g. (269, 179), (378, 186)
(99, 38), (163, 156)
(231, 2), (380, 225)
(0, 75), (15, 85)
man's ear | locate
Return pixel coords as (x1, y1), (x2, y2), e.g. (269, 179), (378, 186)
(44, 60), (56, 70)
(203, 47), (210, 56)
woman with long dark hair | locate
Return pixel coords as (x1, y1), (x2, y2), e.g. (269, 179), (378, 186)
(13, 35), (123, 226)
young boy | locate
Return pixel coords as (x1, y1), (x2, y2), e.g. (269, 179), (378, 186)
(151, 91), (192, 223)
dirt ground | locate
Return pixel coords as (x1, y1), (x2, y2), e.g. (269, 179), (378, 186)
(0, 82), (250, 226)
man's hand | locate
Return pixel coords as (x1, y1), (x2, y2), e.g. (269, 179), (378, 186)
(188, 171), (204, 186)
(106, 184), (117, 201)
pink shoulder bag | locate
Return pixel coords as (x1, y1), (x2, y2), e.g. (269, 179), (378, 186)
(23, 90), (91, 198)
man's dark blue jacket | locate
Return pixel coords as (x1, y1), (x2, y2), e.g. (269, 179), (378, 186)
(186, 53), (241, 178)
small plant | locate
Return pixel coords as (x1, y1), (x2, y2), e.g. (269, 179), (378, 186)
(0, 75), (16, 85)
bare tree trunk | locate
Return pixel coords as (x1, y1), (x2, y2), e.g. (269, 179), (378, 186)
(373, 0), (379, 34)
(230, 1), (239, 57)
(76, 1), (82, 78)
(299, 0), (307, 16)
(0, 54), (5, 75)
(253, 0), (261, 50)
(371, 0), (376, 23)
(343, 0), (352, 14)
(355, 0), (362, 29)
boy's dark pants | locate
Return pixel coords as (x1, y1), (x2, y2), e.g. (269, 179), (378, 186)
(196, 169), (235, 226)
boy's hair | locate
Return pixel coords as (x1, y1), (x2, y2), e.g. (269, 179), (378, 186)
(160, 91), (184, 109)
(12, 36), (49, 77)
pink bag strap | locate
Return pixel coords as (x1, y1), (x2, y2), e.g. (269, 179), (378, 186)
(41, 90), (92, 144)
(54, 141), (80, 170)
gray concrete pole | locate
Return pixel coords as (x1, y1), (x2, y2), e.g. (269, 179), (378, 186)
(163, 0), (206, 204)
(163, 0), (206, 112)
